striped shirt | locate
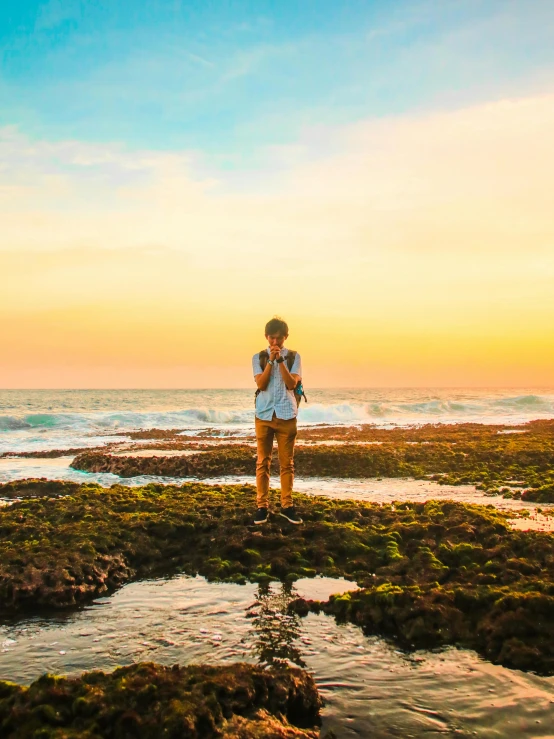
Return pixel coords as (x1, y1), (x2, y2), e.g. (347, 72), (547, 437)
(252, 347), (303, 421)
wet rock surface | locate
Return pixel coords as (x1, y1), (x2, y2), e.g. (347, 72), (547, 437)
(70, 420), (554, 493)
(72, 447), (259, 478)
(290, 580), (554, 675)
(1, 480), (554, 674)
(0, 661), (322, 738)
(1, 449), (101, 460)
(0, 479), (81, 499)
(521, 484), (554, 504)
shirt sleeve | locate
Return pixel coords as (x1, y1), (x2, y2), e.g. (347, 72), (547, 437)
(291, 352), (302, 377)
(252, 353), (263, 377)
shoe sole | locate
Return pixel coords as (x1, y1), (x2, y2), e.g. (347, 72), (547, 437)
(254, 517), (268, 525)
(279, 512), (303, 524)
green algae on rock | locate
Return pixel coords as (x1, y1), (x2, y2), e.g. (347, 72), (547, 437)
(0, 448), (102, 459)
(0, 479), (81, 499)
(521, 483), (554, 504)
(72, 447), (258, 478)
(0, 661), (322, 738)
(290, 583), (554, 675)
(1, 480), (554, 674)
(71, 419), (554, 487)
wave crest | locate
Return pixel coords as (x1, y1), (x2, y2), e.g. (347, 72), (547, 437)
(1, 392), (553, 444)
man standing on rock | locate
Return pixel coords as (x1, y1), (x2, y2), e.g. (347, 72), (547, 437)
(252, 317), (303, 525)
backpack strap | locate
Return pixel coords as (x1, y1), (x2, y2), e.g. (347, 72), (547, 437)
(286, 350), (306, 405)
(254, 351), (269, 404)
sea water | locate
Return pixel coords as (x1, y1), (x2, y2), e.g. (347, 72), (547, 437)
(1, 387), (554, 454)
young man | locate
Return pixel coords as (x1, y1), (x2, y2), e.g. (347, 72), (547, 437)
(252, 317), (303, 525)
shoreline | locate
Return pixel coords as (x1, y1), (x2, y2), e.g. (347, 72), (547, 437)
(2, 416), (554, 736)
(1, 480), (554, 675)
(64, 419), (554, 500)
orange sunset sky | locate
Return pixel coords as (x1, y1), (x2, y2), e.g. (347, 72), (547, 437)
(1, 1), (553, 388)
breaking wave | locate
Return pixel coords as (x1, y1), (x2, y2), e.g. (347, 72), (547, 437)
(0, 391), (553, 447)
(299, 394), (554, 425)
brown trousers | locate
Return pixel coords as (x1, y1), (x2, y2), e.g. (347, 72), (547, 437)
(255, 413), (297, 509)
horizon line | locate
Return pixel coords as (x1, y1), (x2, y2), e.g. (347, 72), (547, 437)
(1, 386), (554, 392)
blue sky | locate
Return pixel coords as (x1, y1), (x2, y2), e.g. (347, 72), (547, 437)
(2, 0), (553, 165)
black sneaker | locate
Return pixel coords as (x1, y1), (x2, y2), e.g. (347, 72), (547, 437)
(279, 506), (303, 525)
(254, 507), (269, 525)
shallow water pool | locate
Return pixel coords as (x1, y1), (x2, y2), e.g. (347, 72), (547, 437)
(1, 575), (553, 738)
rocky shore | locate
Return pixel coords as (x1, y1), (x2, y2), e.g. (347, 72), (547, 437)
(70, 417), (554, 498)
(1, 480), (553, 674)
(0, 662), (323, 738)
(0, 479), (81, 499)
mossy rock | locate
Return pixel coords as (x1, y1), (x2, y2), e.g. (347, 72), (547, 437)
(522, 484), (554, 503)
(66, 419), (554, 488)
(2, 480), (554, 674)
(0, 662), (322, 738)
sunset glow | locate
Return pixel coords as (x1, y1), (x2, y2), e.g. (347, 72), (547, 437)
(1, 1), (553, 387)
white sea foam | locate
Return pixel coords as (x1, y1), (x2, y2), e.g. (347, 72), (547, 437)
(0, 389), (553, 453)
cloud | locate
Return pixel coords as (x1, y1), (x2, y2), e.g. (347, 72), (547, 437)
(2, 89), (554, 387)
(1, 92), (554, 317)
(281, 94), (554, 257)
(187, 52), (215, 68)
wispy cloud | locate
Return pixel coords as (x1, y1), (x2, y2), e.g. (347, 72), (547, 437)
(2, 92), (554, 386)
(2, 92), (554, 274)
(187, 52), (215, 68)
(4, 0), (553, 156)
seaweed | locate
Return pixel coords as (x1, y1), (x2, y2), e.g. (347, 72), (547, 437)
(521, 483), (554, 504)
(0, 661), (321, 738)
(70, 419), (554, 488)
(290, 583), (554, 674)
(1, 480), (554, 673)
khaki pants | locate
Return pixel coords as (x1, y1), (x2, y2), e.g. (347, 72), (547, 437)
(255, 413), (297, 509)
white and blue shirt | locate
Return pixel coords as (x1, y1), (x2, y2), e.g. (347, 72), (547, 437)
(252, 347), (303, 421)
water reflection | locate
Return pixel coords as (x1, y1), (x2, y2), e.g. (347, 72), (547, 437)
(247, 582), (306, 668)
(2, 575), (554, 737)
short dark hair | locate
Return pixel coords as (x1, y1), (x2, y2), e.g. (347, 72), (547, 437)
(265, 316), (289, 336)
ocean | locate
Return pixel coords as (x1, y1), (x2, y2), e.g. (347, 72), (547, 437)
(1, 387), (554, 455)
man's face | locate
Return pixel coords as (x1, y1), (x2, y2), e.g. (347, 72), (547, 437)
(266, 333), (287, 348)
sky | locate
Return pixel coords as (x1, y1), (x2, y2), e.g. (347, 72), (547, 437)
(1, 0), (553, 388)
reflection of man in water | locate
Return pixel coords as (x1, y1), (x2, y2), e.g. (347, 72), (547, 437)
(252, 316), (303, 526)
(247, 582), (306, 668)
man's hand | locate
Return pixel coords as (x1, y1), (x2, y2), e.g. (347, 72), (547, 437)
(270, 345), (281, 361)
